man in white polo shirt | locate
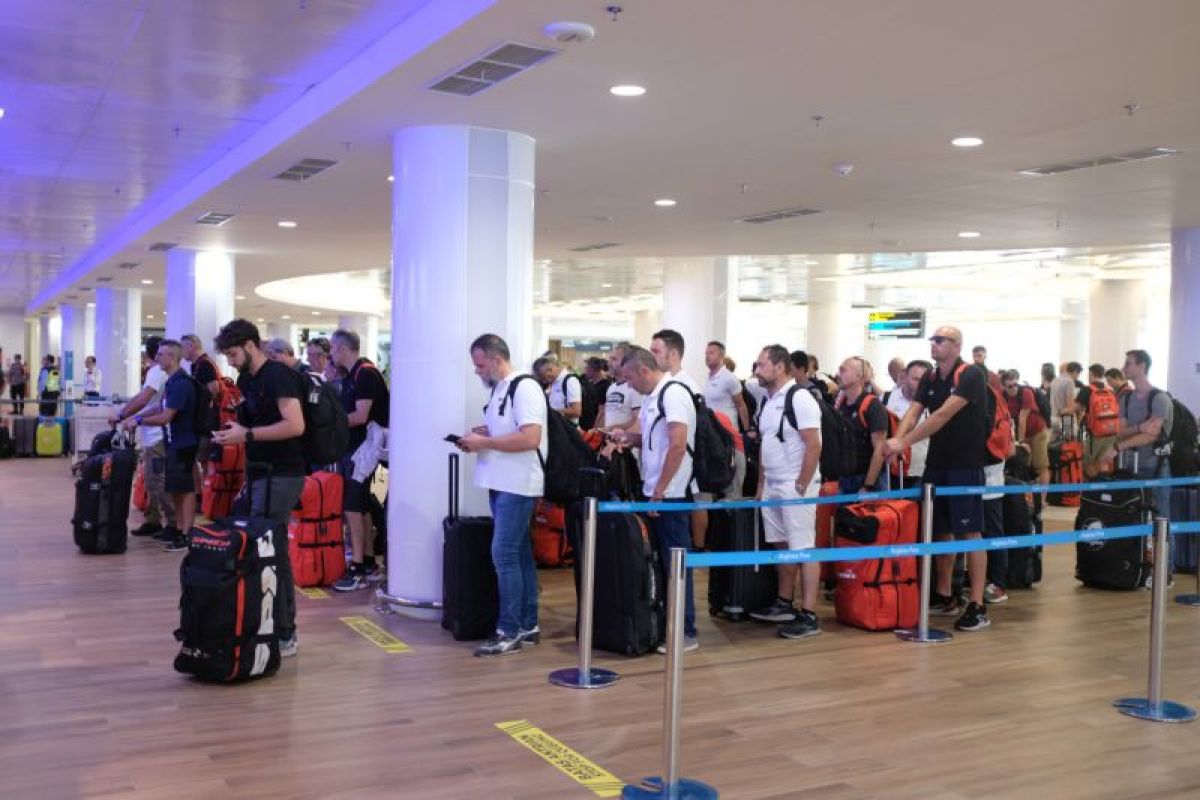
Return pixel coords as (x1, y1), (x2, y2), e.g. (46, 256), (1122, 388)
(458, 334), (548, 657)
(613, 346), (699, 652)
(704, 341), (750, 433)
(596, 342), (643, 431)
(747, 344), (824, 639)
(533, 353), (583, 426)
(650, 329), (701, 393)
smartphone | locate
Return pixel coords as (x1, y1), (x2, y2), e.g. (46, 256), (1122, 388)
(444, 434), (462, 444)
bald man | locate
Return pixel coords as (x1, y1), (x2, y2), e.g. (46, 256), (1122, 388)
(884, 325), (992, 633)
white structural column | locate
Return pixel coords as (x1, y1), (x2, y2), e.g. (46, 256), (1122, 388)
(1089, 279), (1149, 368)
(26, 318), (41, 377)
(633, 308), (663, 348)
(1059, 295), (1090, 365)
(164, 249), (236, 347)
(1168, 227), (1200, 411)
(661, 257), (735, 380)
(59, 304), (87, 391)
(84, 303), (96, 364)
(805, 256), (853, 369)
(386, 125), (535, 615)
(39, 315), (60, 363)
(337, 313), (380, 363)
(93, 288), (142, 399)
(264, 322), (297, 348)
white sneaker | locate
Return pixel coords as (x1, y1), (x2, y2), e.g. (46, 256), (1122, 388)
(656, 636), (699, 654)
(279, 637), (298, 658)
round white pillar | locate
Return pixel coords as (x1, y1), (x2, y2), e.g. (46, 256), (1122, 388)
(661, 257), (734, 379)
(165, 249), (236, 349)
(633, 308), (662, 348)
(1168, 227), (1200, 410)
(59, 304), (87, 391)
(805, 256), (851, 369)
(93, 288), (142, 399)
(337, 314), (380, 364)
(1089, 279), (1149, 369)
(386, 125), (536, 615)
(1059, 295), (1090, 366)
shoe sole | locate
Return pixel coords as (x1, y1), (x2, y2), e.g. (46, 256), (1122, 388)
(332, 583), (367, 592)
(984, 597), (1009, 604)
(955, 620), (992, 631)
(779, 628), (822, 640)
(474, 647), (523, 657)
(749, 614), (799, 624)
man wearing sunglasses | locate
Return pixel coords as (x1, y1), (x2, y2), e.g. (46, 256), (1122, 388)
(884, 326), (991, 632)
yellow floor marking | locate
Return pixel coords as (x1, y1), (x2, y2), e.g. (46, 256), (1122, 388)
(297, 587), (329, 599)
(496, 719), (625, 797)
(338, 615), (411, 653)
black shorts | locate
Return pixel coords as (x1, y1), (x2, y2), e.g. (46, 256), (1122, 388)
(165, 446), (198, 494)
(923, 467), (985, 537)
(340, 455), (375, 514)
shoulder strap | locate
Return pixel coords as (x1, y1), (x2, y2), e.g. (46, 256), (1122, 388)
(855, 393), (875, 429)
(500, 374), (534, 417)
(650, 380), (694, 451)
(776, 384), (802, 443)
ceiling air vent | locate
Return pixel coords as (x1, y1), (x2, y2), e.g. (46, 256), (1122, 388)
(96, 276), (113, 283)
(736, 207), (823, 225)
(195, 211), (235, 226)
(568, 242), (622, 253)
(429, 42), (558, 97)
(117, 261), (140, 269)
(1019, 146), (1177, 177)
(274, 158), (338, 182)
(148, 242), (177, 252)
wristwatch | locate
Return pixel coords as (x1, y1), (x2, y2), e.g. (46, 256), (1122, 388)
(245, 427), (255, 443)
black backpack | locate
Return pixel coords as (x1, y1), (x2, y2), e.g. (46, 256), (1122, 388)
(1139, 389), (1199, 477)
(1029, 384), (1053, 427)
(562, 373), (600, 431)
(176, 372), (213, 438)
(504, 375), (597, 504)
(761, 384), (858, 481)
(740, 383), (759, 434)
(298, 371), (350, 466)
(651, 381), (735, 494)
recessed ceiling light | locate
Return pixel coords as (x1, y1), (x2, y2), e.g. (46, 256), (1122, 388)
(145, 314), (154, 319)
(281, 314), (291, 320)
(86, 302), (95, 308)
(601, 283), (613, 288)
(236, 295), (246, 300)
(654, 198), (677, 207)
(140, 279), (153, 285)
(311, 311), (320, 316)
(0, 108), (5, 120)
(387, 175), (394, 182)
(958, 230), (982, 238)
(610, 84), (646, 97)
(951, 136), (983, 148)
(278, 220), (297, 228)
(256, 317), (265, 322)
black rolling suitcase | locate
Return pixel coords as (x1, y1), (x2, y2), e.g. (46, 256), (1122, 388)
(173, 514), (282, 682)
(1002, 477), (1042, 588)
(1172, 487), (1200, 574)
(13, 416), (36, 457)
(568, 504), (662, 656)
(707, 508), (777, 621)
(1075, 469), (1150, 590)
(441, 454), (499, 641)
(71, 432), (137, 554)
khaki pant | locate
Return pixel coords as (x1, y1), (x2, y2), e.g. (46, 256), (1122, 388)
(1084, 434), (1117, 477)
(142, 440), (176, 528)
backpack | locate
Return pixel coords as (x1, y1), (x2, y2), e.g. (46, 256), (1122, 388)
(651, 381), (735, 494)
(739, 383), (759, 433)
(853, 393), (910, 479)
(1134, 389), (1199, 477)
(1085, 386), (1121, 438)
(209, 376), (242, 432)
(176, 372), (214, 438)
(1029, 384), (1053, 427)
(953, 363), (1014, 463)
(298, 371), (350, 466)
(503, 375), (597, 504)
(563, 373), (600, 431)
(762, 384), (858, 481)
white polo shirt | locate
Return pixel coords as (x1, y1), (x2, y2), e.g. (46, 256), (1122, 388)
(671, 370), (702, 394)
(886, 389), (928, 478)
(549, 371), (583, 414)
(744, 377), (767, 407)
(139, 365), (167, 448)
(704, 366), (742, 423)
(639, 373), (696, 499)
(475, 373), (549, 498)
(604, 380), (643, 428)
(757, 379), (822, 483)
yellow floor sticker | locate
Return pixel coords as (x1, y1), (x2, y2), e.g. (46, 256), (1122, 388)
(338, 615), (411, 653)
(496, 720), (625, 797)
(297, 587), (328, 599)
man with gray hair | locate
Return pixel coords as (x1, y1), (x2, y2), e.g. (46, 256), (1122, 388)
(533, 352), (583, 425)
(265, 338), (308, 373)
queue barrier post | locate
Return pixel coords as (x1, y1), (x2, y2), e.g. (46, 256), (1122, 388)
(896, 482), (952, 645)
(623, 548), (717, 800)
(549, 495), (619, 690)
(1113, 517), (1197, 723)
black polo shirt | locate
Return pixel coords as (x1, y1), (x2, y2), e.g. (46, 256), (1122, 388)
(236, 358), (306, 477)
(917, 359), (988, 470)
(341, 358), (390, 451)
(837, 392), (889, 475)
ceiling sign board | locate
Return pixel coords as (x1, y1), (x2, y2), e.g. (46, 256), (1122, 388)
(867, 309), (925, 340)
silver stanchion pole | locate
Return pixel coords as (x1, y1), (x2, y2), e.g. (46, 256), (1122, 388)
(1175, 526), (1200, 607)
(624, 547), (716, 800)
(550, 496), (619, 689)
(896, 482), (952, 644)
(1113, 517), (1196, 722)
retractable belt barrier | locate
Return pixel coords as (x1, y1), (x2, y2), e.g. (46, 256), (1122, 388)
(605, 474), (1200, 798)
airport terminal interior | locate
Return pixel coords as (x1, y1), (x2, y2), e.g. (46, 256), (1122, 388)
(3, 1), (1200, 798)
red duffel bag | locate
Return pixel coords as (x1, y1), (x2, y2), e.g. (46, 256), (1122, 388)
(833, 498), (919, 631)
(288, 471), (345, 587)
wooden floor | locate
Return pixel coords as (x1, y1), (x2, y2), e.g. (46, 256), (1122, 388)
(3, 457), (1200, 799)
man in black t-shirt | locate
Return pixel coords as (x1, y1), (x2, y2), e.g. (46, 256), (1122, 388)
(329, 328), (390, 592)
(835, 357), (890, 493)
(211, 319), (306, 659)
(885, 325), (992, 632)
(183, 334), (221, 478)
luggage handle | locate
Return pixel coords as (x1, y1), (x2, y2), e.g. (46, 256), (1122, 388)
(448, 453), (459, 520)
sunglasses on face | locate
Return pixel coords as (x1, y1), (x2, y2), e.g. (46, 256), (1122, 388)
(928, 336), (955, 345)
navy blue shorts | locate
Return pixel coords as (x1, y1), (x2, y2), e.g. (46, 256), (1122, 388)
(923, 467), (985, 537)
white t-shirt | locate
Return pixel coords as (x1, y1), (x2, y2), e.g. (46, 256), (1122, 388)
(886, 390), (928, 478)
(475, 373), (549, 498)
(604, 380), (643, 428)
(671, 370), (702, 394)
(549, 371), (583, 413)
(704, 366), (742, 424)
(639, 373), (697, 499)
(84, 367), (102, 394)
(139, 365), (167, 448)
(757, 379), (822, 483)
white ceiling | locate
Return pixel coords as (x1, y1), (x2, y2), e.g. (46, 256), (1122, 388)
(9, 0), (1200, 321)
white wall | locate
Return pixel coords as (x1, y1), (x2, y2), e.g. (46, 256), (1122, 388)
(0, 310), (26, 366)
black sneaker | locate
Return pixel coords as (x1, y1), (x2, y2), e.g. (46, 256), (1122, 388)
(154, 526), (180, 543)
(131, 521), (162, 537)
(332, 566), (368, 592)
(779, 610), (821, 640)
(163, 532), (189, 553)
(930, 592), (962, 617)
(749, 599), (799, 624)
(474, 633), (523, 656)
(517, 626), (541, 646)
(955, 602), (991, 632)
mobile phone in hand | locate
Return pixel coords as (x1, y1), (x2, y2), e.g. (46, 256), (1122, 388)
(444, 434), (462, 444)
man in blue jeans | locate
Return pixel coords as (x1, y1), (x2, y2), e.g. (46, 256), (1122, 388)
(458, 334), (547, 657)
(613, 346), (700, 652)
